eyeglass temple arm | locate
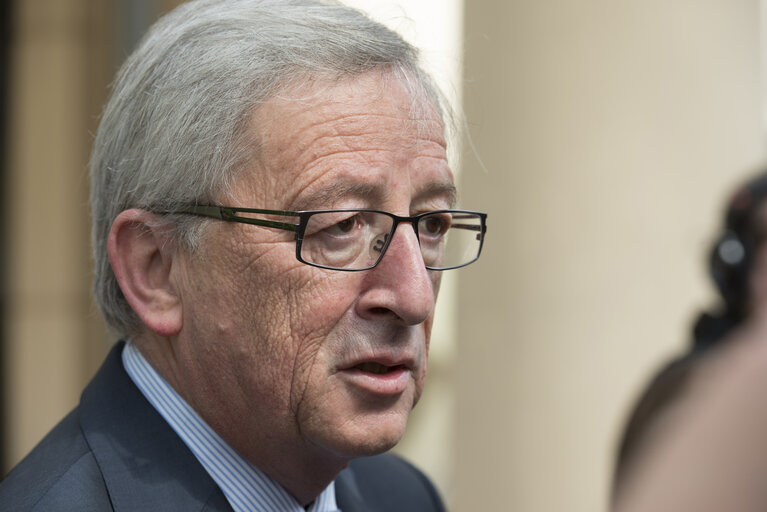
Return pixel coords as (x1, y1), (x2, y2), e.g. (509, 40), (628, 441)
(451, 223), (484, 232)
(177, 205), (298, 232)
(450, 213), (487, 235)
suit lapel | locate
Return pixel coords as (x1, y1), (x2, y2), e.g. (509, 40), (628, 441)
(335, 465), (367, 512)
(79, 342), (233, 512)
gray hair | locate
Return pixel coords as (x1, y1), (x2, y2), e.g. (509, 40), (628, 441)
(90, 0), (449, 336)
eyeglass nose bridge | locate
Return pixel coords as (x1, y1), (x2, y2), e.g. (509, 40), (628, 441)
(369, 215), (424, 268)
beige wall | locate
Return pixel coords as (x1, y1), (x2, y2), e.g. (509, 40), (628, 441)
(1, 0), (183, 472)
(457, 1), (765, 510)
(3, 0), (111, 470)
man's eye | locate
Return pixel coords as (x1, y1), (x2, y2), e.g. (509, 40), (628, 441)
(422, 215), (450, 236)
(320, 214), (362, 236)
(333, 216), (357, 233)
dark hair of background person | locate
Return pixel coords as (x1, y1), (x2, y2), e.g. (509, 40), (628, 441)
(613, 170), (767, 494)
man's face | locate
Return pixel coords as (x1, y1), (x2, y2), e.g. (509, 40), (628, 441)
(171, 71), (454, 466)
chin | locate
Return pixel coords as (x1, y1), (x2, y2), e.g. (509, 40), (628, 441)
(314, 411), (411, 459)
(334, 432), (404, 458)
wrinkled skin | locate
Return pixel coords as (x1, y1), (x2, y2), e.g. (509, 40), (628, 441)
(137, 70), (455, 503)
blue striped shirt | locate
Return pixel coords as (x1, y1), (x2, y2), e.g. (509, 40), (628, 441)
(122, 341), (339, 512)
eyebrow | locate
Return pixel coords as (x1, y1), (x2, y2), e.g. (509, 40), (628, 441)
(417, 180), (458, 208)
(292, 182), (382, 211)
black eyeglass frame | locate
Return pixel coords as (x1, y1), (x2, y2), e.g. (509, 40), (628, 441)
(172, 205), (487, 272)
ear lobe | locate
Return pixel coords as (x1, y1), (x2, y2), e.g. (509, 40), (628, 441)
(107, 209), (183, 337)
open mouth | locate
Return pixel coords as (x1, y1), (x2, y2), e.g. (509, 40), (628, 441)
(341, 361), (412, 395)
(354, 362), (406, 375)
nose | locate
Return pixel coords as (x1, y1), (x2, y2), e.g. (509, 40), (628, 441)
(356, 223), (437, 325)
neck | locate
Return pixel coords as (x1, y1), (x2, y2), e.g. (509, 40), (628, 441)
(132, 334), (184, 390)
(131, 334), (349, 507)
(263, 452), (348, 506)
(207, 416), (350, 506)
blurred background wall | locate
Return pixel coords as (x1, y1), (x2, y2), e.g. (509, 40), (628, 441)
(457, 1), (765, 510)
(0, 0), (183, 480)
(2, 1), (766, 512)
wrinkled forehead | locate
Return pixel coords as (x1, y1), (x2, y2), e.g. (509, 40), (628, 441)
(228, 70), (451, 206)
(260, 69), (444, 143)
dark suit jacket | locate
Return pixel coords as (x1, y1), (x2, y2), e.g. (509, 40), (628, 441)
(0, 342), (445, 511)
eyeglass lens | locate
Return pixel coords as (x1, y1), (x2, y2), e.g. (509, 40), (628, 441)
(301, 211), (483, 270)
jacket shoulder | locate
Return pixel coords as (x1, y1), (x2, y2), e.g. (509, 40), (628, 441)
(338, 453), (445, 512)
(0, 409), (111, 511)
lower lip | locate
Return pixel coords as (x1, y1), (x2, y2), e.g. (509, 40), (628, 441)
(339, 367), (411, 396)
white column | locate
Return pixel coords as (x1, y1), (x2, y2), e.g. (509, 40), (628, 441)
(457, 1), (765, 510)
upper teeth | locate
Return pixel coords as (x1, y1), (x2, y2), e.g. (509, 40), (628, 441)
(357, 362), (389, 374)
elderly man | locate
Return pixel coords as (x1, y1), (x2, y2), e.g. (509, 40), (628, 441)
(0, 0), (486, 510)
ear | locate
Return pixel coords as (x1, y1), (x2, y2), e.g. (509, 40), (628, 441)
(107, 209), (183, 337)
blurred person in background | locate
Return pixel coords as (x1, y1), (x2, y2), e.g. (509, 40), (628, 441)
(613, 171), (767, 510)
(0, 1), (487, 510)
(613, 315), (767, 512)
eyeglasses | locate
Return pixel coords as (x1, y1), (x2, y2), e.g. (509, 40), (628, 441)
(171, 205), (487, 271)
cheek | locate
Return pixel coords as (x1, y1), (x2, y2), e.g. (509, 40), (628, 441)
(223, 251), (360, 396)
(416, 319), (432, 398)
(430, 270), (443, 299)
(180, 238), (303, 376)
(284, 277), (361, 397)
(289, 277), (358, 336)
